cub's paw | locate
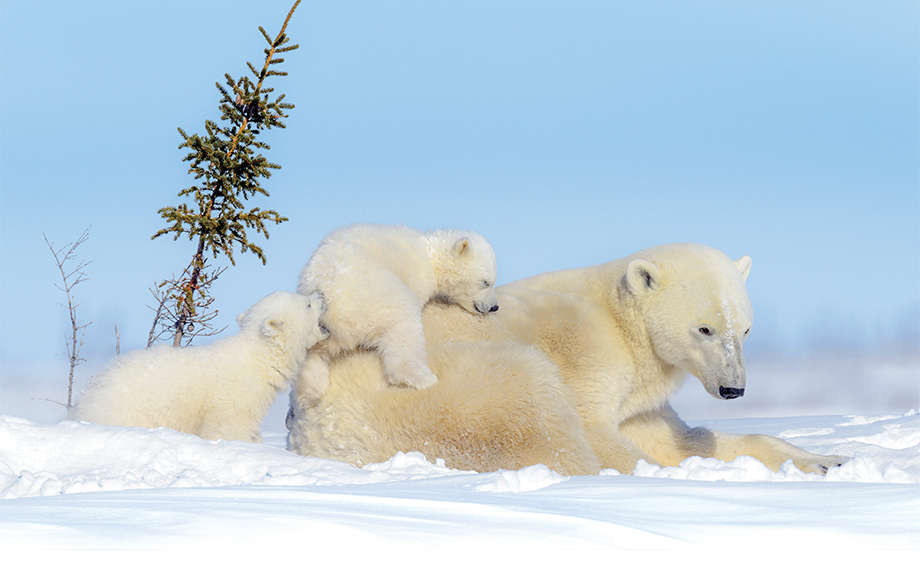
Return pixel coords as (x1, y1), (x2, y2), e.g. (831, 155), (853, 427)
(390, 365), (439, 390)
(407, 369), (439, 390)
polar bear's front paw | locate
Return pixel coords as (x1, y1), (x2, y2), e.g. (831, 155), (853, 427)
(817, 454), (850, 473)
(795, 454), (849, 475)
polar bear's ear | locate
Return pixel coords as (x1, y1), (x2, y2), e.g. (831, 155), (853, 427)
(452, 237), (471, 257)
(734, 255), (752, 282)
(625, 259), (661, 296)
(236, 313), (246, 327)
(261, 318), (284, 338)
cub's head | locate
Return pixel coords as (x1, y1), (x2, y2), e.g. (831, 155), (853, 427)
(236, 291), (329, 353)
(623, 243), (753, 400)
(432, 230), (499, 315)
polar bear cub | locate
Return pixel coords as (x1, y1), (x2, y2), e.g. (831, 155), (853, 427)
(297, 223), (499, 395)
(70, 291), (328, 443)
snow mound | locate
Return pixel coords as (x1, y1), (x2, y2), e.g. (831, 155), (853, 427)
(475, 463), (568, 492)
(633, 455), (918, 483)
(1, 411), (918, 558)
(0, 417), (459, 499)
(2, 410), (918, 500)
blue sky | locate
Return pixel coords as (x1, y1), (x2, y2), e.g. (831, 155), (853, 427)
(1, 1), (918, 395)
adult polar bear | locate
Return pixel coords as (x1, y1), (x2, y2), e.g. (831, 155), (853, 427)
(287, 243), (846, 475)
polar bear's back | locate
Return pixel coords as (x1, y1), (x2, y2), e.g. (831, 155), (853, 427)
(297, 225), (441, 349)
(290, 338), (602, 475)
(71, 344), (212, 430)
(299, 224), (435, 296)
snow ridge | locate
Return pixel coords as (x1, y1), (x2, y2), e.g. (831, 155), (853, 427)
(2, 411), (917, 500)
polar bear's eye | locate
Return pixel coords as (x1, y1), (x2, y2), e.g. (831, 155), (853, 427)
(698, 327), (712, 336)
(744, 327), (751, 336)
(481, 280), (491, 288)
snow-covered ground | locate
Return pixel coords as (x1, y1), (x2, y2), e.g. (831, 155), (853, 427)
(1, 353), (918, 573)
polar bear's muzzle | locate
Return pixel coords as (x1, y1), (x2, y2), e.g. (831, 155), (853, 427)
(718, 386), (745, 399)
(475, 302), (500, 314)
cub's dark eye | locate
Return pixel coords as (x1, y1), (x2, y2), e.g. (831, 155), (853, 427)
(744, 327), (751, 336)
(482, 280), (491, 288)
(698, 327), (712, 336)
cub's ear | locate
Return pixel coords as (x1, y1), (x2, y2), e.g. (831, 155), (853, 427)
(236, 313), (246, 327)
(625, 259), (661, 296)
(307, 290), (326, 315)
(261, 318), (284, 338)
(734, 255), (752, 282)
(452, 237), (471, 257)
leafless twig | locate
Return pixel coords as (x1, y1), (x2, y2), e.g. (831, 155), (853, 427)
(44, 228), (92, 410)
(147, 263), (228, 347)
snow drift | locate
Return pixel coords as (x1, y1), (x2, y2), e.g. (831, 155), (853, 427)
(1, 411), (917, 550)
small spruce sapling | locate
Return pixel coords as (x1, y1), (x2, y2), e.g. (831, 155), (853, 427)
(151, 0), (301, 347)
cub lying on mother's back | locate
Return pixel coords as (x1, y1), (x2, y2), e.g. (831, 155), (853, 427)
(288, 243), (847, 476)
(71, 291), (327, 442)
(296, 224), (499, 399)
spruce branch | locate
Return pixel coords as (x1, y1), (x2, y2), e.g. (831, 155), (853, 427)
(226, 0), (301, 158)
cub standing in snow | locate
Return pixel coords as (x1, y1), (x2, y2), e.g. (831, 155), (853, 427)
(70, 291), (328, 443)
(295, 223), (499, 399)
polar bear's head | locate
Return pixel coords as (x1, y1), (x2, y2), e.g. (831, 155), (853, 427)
(623, 243), (753, 400)
(236, 291), (329, 355)
(431, 230), (500, 315)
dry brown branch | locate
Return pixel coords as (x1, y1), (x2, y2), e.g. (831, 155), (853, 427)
(147, 264), (228, 347)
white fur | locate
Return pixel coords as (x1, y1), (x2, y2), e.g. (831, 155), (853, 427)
(71, 291), (327, 443)
(295, 224), (498, 396)
(287, 243), (847, 475)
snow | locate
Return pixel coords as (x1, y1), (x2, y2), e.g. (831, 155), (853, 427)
(4, 412), (918, 499)
(1, 352), (918, 572)
(1, 407), (918, 573)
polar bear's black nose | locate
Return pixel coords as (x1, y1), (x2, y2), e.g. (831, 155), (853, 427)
(489, 304), (499, 313)
(719, 386), (744, 399)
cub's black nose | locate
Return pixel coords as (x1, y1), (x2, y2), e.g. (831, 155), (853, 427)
(489, 304), (499, 313)
(719, 386), (745, 399)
